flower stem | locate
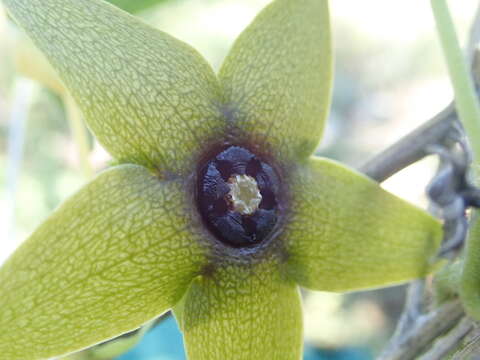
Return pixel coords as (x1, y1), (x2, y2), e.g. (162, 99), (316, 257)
(431, 0), (480, 163)
(63, 94), (93, 179)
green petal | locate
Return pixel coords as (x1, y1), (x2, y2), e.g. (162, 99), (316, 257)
(284, 157), (442, 292)
(0, 165), (207, 359)
(3, 0), (225, 174)
(219, 0), (332, 162)
(15, 36), (66, 95)
(177, 261), (303, 360)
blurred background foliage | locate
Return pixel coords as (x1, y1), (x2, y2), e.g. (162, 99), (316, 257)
(107, 0), (168, 13)
(0, 0), (479, 359)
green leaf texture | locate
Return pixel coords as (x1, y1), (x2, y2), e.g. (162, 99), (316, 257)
(3, 0), (225, 174)
(219, 0), (332, 163)
(0, 165), (207, 359)
(284, 157), (443, 292)
(178, 261), (303, 360)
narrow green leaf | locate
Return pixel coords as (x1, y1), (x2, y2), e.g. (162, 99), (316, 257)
(3, 0), (225, 174)
(178, 261), (303, 360)
(284, 157), (443, 292)
(219, 0), (332, 163)
(461, 213), (480, 320)
(0, 165), (207, 359)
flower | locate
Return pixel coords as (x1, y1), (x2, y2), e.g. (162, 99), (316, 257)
(0, 0), (442, 359)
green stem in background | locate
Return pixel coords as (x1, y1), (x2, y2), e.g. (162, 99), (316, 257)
(431, 0), (480, 320)
(63, 94), (94, 179)
(431, 0), (480, 162)
(461, 212), (480, 320)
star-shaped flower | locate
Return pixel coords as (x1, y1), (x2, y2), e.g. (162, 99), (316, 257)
(0, 0), (442, 359)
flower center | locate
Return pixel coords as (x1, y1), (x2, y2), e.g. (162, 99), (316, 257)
(227, 174), (262, 215)
(197, 146), (279, 247)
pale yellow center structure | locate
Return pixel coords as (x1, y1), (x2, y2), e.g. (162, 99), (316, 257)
(227, 174), (262, 215)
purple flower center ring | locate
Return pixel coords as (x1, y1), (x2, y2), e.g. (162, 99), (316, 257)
(197, 146), (280, 247)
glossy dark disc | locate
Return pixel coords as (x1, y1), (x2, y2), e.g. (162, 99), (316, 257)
(197, 146), (279, 247)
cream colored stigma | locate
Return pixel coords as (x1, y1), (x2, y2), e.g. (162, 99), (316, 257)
(227, 174), (262, 215)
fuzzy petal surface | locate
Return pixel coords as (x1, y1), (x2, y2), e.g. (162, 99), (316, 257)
(178, 261), (303, 360)
(3, 0), (225, 174)
(0, 165), (207, 360)
(219, 0), (332, 163)
(284, 157), (443, 292)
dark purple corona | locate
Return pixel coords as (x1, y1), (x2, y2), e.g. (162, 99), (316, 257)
(197, 146), (279, 247)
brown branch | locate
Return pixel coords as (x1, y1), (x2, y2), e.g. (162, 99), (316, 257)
(377, 301), (464, 360)
(420, 317), (474, 360)
(359, 104), (458, 182)
(373, 3), (480, 360)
